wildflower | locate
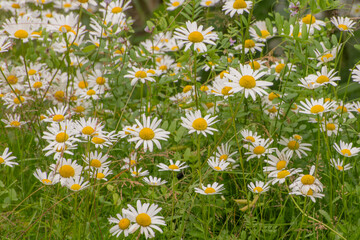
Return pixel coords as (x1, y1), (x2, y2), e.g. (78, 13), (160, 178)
(143, 176), (167, 186)
(65, 176), (89, 192)
(43, 106), (69, 123)
(0, 148), (18, 167)
(248, 181), (270, 194)
(290, 165), (324, 193)
(181, 110), (218, 136)
(300, 14), (325, 34)
(200, 0), (220, 7)
(207, 158), (230, 171)
(234, 39), (265, 54)
(215, 143), (237, 163)
(121, 152), (140, 169)
(331, 16), (356, 34)
(278, 136), (311, 159)
(333, 140), (360, 157)
(263, 148), (293, 172)
(166, 0), (184, 11)
(250, 21), (276, 42)
(76, 117), (105, 139)
(0, 36), (12, 53)
(108, 211), (132, 238)
(298, 98), (335, 116)
(83, 151), (110, 170)
(289, 185), (325, 202)
(128, 114), (170, 152)
(50, 158), (83, 185)
(100, 0), (132, 16)
(3, 16), (35, 42)
(321, 118), (341, 136)
(92, 167), (113, 181)
(209, 79), (234, 99)
(124, 200), (166, 239)
(157, 160), (188, 172)
(270, 59), (296, 81)
(241, 129), (262, 143)
(222, 0), (253, 17)
(244, 138), (274, 161)
(330, 158), (352, 171)
(124, 67), (156, 86)
(268, 168), (302, 185)
(305, 66), (340, 87)
(1, 114), (26, 128)
(130, 167), (149, 177)
(33, 169), (60, 185)
(195, 182), (225, 195)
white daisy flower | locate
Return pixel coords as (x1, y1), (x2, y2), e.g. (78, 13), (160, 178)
(180, 110), (218, 136)
(65, 176), (89, 192)
(300, 14), (326, 34)
(83, 151), (110, 170)
(263, 148), (293, 172)
(33, 169), (60, 185)
(305, 66), (340, 87)
(351, 101), (360, 114)
(250, 21), (276, 42)
(270, 59), (296, 81)
(207, 158), (230, 171)
(298, 98), (335, 116)
(92, 167), (113, 181)
(244, 138), (274, 161)
(174, 21), (218, 53)
(209, 79), (234, 99)
(333, 101), (355, 119)
(42, 120), (80, 151)
(195, 182), (225, 195)
(248, 181), (270, 194)
(278, 136), (311, 159)
(222, 0), (252, 17)
(248, 60), (268, 72)
(128, 114), (170, 152)
(143, 176), (167, 186)
(0, 148), (18, 167)
(157, 159), (188, 172)
(330, 158), (352, 171)
(124, 200), (166, 239)
(240, 129), (262, 143)
(289, 185), (325, 202)
(351, 64), (360, 83)
(226, 64), (272, 101)
(290, 165), (324, 194)
(0, 36), (12, 53)
(200, 0), (220, 7)
(130, 167), (149, 177)
(314, 43), (340, 67)
(121, 152), (140, 170)
(3, 16), (35, 42)
(331, 16), (356, 33)
(166, 0), (184, 11)
(298, 77), (320, 89)
(76, 117), (105, 139)
(50, 158), (83, 185)
(108, 211), (132, 238)
(124, 67), (156, 86)
(333, 140), (360, 157)
(321, 118), (341, 136)
(1, 113), (26, 128)
(43, 106), (69, 123)
(234, 39), (265, 54)
(268, 168), (302, 185)
(215, 143), (237, 163)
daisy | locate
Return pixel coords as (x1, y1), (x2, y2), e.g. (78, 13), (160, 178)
(263, 104), (283, 119)
(124, 67), (156, 86)
(0, 36), (12, 53)
(207, 158), (230, 171)
(0, 148), (18, 167)
(241, 129), (262, 143)
(128, 114), (170, 152)
(298, 77), (319, 89)
(33, 169), (60, 185)
(50, 158), (83, 185)
(330, 158), (352, 171)
(166, 0), (184, 11)
(290, 165), (324, 194)
(248, 59), (268, 72)
(143, 176), (167, 186)
(270, 59), (296, 81)
(124, 200), (166, 239)
(263, 148), (293, 172)
(108, 211), (132, 238)
(91, 132), (116, 149)
(157, 159), (188, 172)
(4, 94), (28, 111)
(351, 101), (360, 114)
(226, 64), (272, 101)
(351, 64), (360, 83)
(248, 181), (270, 194)
(47, 12), (83, 34)
(65, 176), (89, 192)
(222, 0), (252, 17)
(43, 106), (69, 123)
(130, 167), (149, 177)
(331, 16), (356, 34)
(209, 79), (234, 99)
(333, 140), (360, 157)
(314, 43), (340, 67)
(250, 21), (276, 42)
(305, 66), (340, 87)
(78, 86), (102, 100)
(321, 118), (341, 136)
(156, 55), (176, 75)
(1, 113), (26, 128)
(278, 136), (311, 159)
(234, 39), (265, 54)
(3, 17), (35, 42)
(180, 110), (218, 136)
(120, 152), (140, 170)
(300, 14), (326, 33)
(174, 21), (218, 53)
(215, 143), (237, 163)
(244, 138), (274, 161)
(298, 98), (335, 116)
(268, 168), (302, 185)
(75, 117), (105, 139)
(195, 182), (225, 195)
(333, 101), (355, 119)
(92, 167), (113, 181)
(42, 121), (80, 152)
(289, 186), (325, 203)
(200, 0), (220, 7)
(83, 151), (110, 169)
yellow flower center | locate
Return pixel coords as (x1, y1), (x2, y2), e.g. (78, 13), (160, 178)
(316, 75), (329, 84)
(239, 75), (256, 89)
(341, 149), (351, 156)
(301, 174), (315, 185)
(293, 134), (302, 140)
(45, 13), (53, 18)
(90, 159), (101, 168)
(60, 25), (72, 33)
(75, 106), (85, 113)
(82, 126), (95, 135)
(97, 172), (105, 179)
(268, 92), (279, 101)
(28, 69), (37, 75)
(172, 1), (180, 7)
(54, 90), (65, 102)
(253, 146), (265, 155)
(200, 85), (209, 91)
(277, 170), (290, 179)
(70, 184), (81, 191)
(0, 157), (3, 164)
(136, 213), (151, 227)
(33, 81), (43, 88)
(192, 118), (208, 131)
(42, 179), (52, 184)
(12, 3), (20, 8)
(204, 187), (216, 194)
(87, 89), (96, 96)
(118, 218), (130, 230)
(221, 86), (232, 95)
(9, 120), (21, 127)
(92, 137), (106, 144)
(64, 3), (72, 8)
(168, 164), (179, 170)
(321, 54), (333, 62)
(188, 31), (204, 43)
(112, 6), (123, 13)
(183, 85), (192, 93)
(245, 136), (255, 142)
(78, 81), (88, 89)
(275, 63), (285, 73)
(249, 61), (260, 70)
(233, 0), (247, 9)
(268, 106), (277, 113)
(287, 140), (299, 150)
(219, 154), (228, 161)
(14, 96), (25, 104)
(276, 160), (287, 170)
(139, 127), (155, 140)
(307, 189), (313, 196)
(260, 30), (270, 38)
(337, 165), (343, 171)
(310, 105), (325, 114)
(244, 39), (255, 48)
(302, 14), (316, 24)
(59, 165), (75, 178)
(130, 160), (137, 166)
(338, 24), (348, 31)
(326, 123), (336, 131)
(135, 71), (147, 78)
(336, 106), (347, 113)
(220, 70), (229, 79)
(205, 1), (212, 6)
(53, 114), (64, 122)
(96, 77), (106, 85)
(214, 166), (222, 170)
(205, 102), (214, 108)
(253, 186), (263, 193)
(56, 132), (69, 143)
(7, 75), (18, 84)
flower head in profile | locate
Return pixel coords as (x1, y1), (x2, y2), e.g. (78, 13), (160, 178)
(33, 169), (60, 185)
(289, 185), (325, 202)
(166, 0), (184, 11)
(157, 159), (188, 172)
(333, 140), (360, 157)
(222, 0), (253, 17)
(289, 165), (324, 194)
(298, 98), (335, 116)
(330, 158), (352, 171)
(195, 182), (225, 195)
(181, 110), (218, 136)
(143, 176), (167, 186)
(65, 176), (89, 192)
(248, 181), (270, 194)
(0, 148), (18, 167)
(331, 16), (356, 34)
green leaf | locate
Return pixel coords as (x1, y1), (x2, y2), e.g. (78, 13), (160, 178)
(318, 209), (332, 225)
(265, 18), (273, 35)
